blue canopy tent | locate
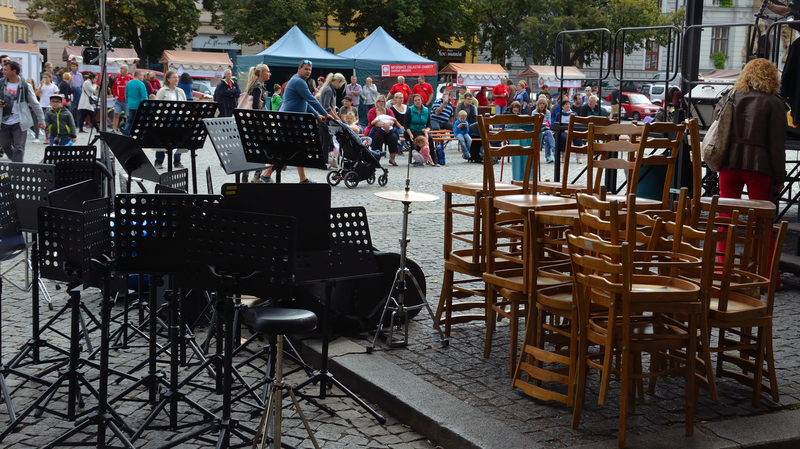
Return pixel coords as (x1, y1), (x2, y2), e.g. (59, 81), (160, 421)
(338, 27), (438, 98)
(236, 26), (354, 87)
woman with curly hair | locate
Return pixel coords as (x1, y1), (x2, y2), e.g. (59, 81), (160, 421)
(713, 58), (785, 278)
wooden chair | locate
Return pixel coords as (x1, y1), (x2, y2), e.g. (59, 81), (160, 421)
(479, 113), (576, 375)
(683, 118), (704, 227)
(569, 232), (703, 448)
(709, 217), (788, 405)
(585, 122), (662, 212)
(538, 115), (614, 196)
(632, 122), (686, 210)
(436, 181), (521, 335)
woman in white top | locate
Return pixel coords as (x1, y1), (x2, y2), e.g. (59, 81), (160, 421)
(156, 71), (187, 102)
(78, 72), (100, 133)
(388, 92), (408, 148)
(153, 71), (186, 168)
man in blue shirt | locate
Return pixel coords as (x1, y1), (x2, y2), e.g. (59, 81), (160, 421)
(122, 70), (148, 137)
(261, 60), (332, 183)
(430, 95), (454, 131)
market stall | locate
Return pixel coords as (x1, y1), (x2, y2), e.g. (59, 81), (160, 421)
(338, 27), (437, 93)
(518, 65), (586, 90)
(236, 25), (353, 86)
(159, 50), (232, 78)
(438, 63), (508, 87)
(63, 46), (139, 74)
(1, 43), (43, 83)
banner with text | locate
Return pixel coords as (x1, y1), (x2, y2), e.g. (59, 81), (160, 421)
(381, 64), (437, 77)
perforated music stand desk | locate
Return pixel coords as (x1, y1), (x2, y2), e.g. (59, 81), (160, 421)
(43, 146), (98, 189)
(233, 109), (327, 183)
(99, 131), (160, 193)
(203, 117), (267, 183)
(129, 99), (217, 193)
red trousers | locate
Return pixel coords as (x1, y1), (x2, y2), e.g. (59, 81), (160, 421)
(717, 168), (777, 281)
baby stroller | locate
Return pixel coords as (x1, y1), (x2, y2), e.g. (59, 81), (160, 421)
(326, 120), (389, 189)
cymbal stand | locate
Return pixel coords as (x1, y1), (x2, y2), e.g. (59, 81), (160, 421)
(368, 156), (449, 351)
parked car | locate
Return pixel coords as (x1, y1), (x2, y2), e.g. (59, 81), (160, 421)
(652, 72), (683, 83)
(619, 92), (659, 121)
(583, 79), (642, 93)
(642, 83), (679, 105)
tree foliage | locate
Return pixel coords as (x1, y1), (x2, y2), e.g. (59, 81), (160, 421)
(474, 0), (684, 67)
(205, 0), (325, 46)
(325, 0), (480, 64)
(27, 0), (201, 66)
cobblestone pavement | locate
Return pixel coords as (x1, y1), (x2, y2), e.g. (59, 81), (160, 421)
(1, 129), (799, 448)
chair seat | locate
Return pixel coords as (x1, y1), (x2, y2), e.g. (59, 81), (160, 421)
(494, 194), (577, 215)
(605, 194), (662, 211)
(701, 196), (776, 213)
(708, 293), (767, 321)
(537, 180), (583, 195)
(243, 307), (318, 335)
(443, 181), (522, 196)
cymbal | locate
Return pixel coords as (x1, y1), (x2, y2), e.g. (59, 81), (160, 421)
(374, 189), (439, 203)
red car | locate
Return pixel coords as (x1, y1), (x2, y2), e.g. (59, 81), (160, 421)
(619, 92), (660, 121)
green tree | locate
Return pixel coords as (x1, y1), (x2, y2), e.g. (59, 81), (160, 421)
(473, 0), (535, 67)
(325, 0), (480, 64)
(479, 0), (684, 67)
(204, 0), (325, 46)
(27, 0), (201, 66)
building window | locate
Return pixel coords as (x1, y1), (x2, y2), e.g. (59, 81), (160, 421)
(645, 39), (659, 71)
(711, 27), (729, 57)
(612, 50), (622, 70)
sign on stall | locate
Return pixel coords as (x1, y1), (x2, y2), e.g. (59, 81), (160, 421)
(380, 64), (437, 77)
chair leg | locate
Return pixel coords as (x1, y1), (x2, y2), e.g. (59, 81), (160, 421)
(765, 328), (779, 403)
(618, 347), (632, 449)
(751, 326), (767, 406)
(700, 315), (718, 401)
(598, 311), (616, 406)
(437, 268), (454, 335)
(716, 328), (726, 377)
(572, 321), (589, 429)
(509, 300), (520, 377)
(484, 286), (496, 358)
(685, 314), (698, 437)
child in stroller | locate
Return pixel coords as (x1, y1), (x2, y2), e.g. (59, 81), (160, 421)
(326, 119), (389, 189)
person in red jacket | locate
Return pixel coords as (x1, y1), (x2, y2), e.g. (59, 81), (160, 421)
(111, 64), (133, 133)
(492, 76), (509, 114)
(389, 76), (412, 103)
(411, 75), (433, 106)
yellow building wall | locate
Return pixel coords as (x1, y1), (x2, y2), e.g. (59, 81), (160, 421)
(0, 3), (28, 44)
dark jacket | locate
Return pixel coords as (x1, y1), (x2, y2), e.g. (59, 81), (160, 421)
(579, 103), (601, 117)
(215, 79), (241, 114)
(781, 38), (800, 123)
(455, 102), (478, 124)
(714, 89), (786, 184)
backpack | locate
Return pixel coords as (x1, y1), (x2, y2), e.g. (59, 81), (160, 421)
(437, 144), (445, 165)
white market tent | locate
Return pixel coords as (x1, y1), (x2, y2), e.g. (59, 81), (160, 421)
(63, 46), (139, 73)
(518, 65), (586, 89)
(438, 63), (508, 87)
(159, 50), (232, 78)
(1, 43), (43, 83)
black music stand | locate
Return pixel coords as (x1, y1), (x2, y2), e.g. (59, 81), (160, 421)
(291, 207), (386, 424)
(42, 146), (98, 189)
(0, 197), (137, 446)
(161, 206), (297, 449)
(0, 163), (69, 375)
(203, 117), (267, 183)
(111, 193), (222, 441)
(159, 168), (188, 192)
(234, 109), (327, 183)
(99, 130), (160, 194)
(128, 99), (217, 193)
(0, 172), (43, 422)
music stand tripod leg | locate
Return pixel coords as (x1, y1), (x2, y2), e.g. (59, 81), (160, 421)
(0, 279), (16, 422)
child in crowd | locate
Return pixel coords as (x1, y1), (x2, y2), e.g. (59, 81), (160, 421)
(453, 110), (472, 159)
(271, 84), (282, 111)
(413, 133), (437, 167)
(344, 112), (363, 134)
(45, 95), (77, 146)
